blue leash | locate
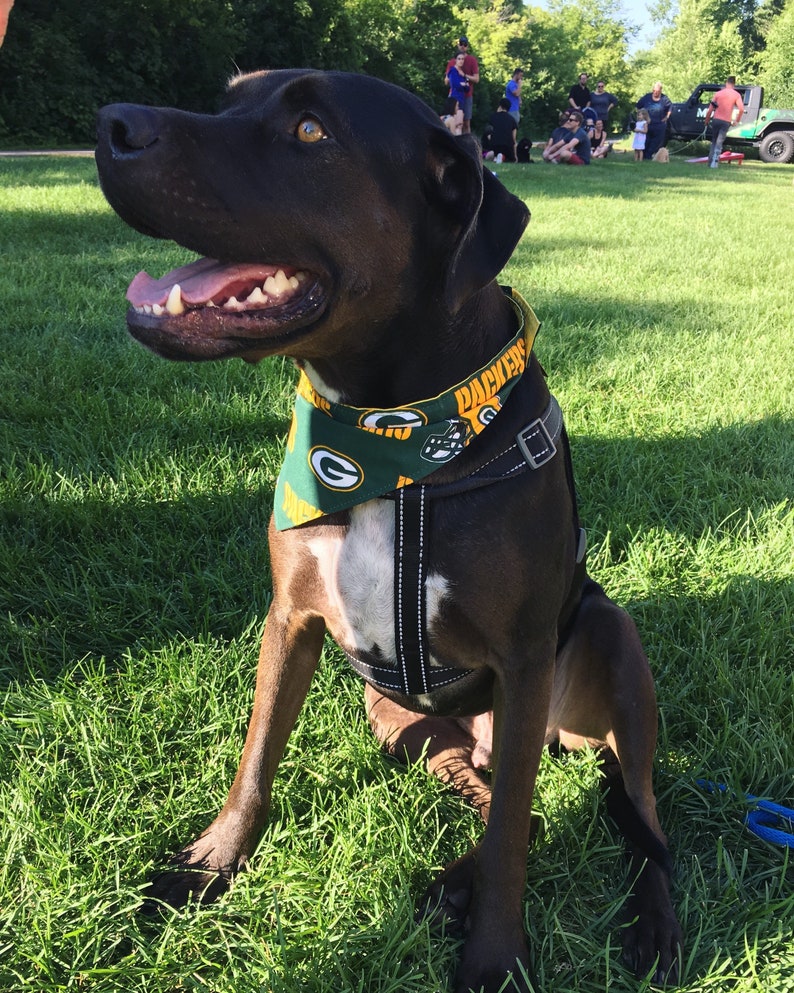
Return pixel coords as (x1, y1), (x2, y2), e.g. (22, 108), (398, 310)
(696, 779), (794, 848)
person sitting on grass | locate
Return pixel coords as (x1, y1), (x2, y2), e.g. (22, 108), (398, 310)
(542, 110), (572, 162)
(482, 98), (517, 163)
(544, 110), (591, 165)
(590, 118), (611, 158)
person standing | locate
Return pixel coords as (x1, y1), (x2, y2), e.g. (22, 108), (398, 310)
(632, 110), (649, 162)
(445, 37), (479, 134)
(504, 68), (523, 124)
(635, 81), (672, 160)
(590, 81), (617, 123)
(703, 76), (745, 168)
(445, 52), (471, 110)
(568, 73), (591, 112)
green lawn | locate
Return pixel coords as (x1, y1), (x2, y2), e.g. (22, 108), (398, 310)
(1, 153), (792, 992)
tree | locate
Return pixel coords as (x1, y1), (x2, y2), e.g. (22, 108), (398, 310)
(521, 0), (635, 133)
(632, 0), (747, 101)
(758, 0), (794, 103)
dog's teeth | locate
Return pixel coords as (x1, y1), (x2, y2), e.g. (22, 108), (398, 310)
(224, 295), (241, 310)
(152, 303), (165, 316)
(246, 286), (268, 305)
(264, 270), (292, 297)
(143, 304), (153, 315)
(165, 283), (185, 316)
(289, 276), (299, 290)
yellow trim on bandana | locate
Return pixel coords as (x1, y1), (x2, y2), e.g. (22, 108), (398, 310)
(274, 289), (539, 529)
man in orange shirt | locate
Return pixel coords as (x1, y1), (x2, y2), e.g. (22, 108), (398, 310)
(704, 76), (745, 168)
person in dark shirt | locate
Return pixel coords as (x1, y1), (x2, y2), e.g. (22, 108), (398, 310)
(546, 111), (591, 164)
(568, 73), (591, 111)
(482, 99), (517, 162)
(635, 81), (673, 160)
(590, 81), (617, 122)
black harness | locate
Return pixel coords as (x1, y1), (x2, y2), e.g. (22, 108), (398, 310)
(343, 394), (585, 696)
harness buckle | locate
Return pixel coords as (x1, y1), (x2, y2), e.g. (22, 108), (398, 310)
(516, 415), (557, 469)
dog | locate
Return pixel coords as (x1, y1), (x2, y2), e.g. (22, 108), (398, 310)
(653, 147), (670, 163)
(95, 69), (682, 993)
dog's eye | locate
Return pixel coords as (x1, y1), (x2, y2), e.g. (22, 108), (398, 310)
(296, 117), (327, 143)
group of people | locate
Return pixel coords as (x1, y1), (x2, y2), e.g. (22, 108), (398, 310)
(538, 73), (620, 166)
(441, 41), (744, 172)
(442, 39), (523, 161)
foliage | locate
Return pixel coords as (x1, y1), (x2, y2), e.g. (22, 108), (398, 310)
(758, 0), (794, 104)
(0, 0), (640, 146)
(521, 0), (634, 133)
(0, 0), (242, 143)
(632, 0), (747, 101)
(1, 0), (793, 146)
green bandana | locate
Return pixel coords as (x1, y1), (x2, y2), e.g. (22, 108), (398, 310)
(274, 289), (539, 530)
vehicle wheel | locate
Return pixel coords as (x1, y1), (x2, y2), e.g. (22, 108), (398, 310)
(758, 130), (794, 163)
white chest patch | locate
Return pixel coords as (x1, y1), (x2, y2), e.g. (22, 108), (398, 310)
(306, 500), (449, 663)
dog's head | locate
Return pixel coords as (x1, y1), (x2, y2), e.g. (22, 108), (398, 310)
(96, 70), (529, 364)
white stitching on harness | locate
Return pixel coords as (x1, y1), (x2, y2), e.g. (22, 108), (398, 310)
(396, 488), (407, 693)
(417, 485), (428, 694)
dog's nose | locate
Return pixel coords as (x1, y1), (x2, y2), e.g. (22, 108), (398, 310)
(98, 104), (161, 156)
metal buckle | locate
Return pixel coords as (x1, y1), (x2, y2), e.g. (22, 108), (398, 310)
(516, 415), (557, 469)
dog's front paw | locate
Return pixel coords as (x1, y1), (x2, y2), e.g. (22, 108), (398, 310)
(621, 894), (682, 986)
(141, 860), (232, 915)
(139, 829), (246, 914)
(454, 928), (532, 993)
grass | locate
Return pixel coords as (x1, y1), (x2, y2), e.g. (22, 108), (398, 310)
(1, 152), (792, 993)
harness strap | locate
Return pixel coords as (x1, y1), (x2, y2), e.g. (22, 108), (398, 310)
(344, 395), (580, 697)
(394, 485), (430, 696)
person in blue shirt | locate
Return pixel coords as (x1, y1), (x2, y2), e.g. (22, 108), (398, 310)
(590, 81), (618, 123)
(445, 52), (471, 109)
(504, 68), (524, 124)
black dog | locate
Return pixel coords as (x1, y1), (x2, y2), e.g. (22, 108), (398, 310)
(96, 69), (681, 993)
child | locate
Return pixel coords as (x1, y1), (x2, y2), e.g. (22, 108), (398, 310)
(633, 109), (649, 162)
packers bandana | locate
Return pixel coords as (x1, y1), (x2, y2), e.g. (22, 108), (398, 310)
(275, 289), (540, 530)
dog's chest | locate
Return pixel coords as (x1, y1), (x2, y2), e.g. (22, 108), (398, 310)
(307, 500), (448, 665)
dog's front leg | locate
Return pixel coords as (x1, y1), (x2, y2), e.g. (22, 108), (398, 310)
(144, 603), (325, 910)
(450, 650), (555, 993)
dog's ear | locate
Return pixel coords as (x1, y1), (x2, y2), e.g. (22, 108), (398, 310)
(425, 132), (530, 314)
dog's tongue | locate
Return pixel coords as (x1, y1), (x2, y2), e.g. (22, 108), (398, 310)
(127, 258), (284, 307)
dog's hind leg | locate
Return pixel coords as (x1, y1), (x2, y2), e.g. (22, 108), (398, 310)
(554, 580), (683, 984)
(365, 685), (493, 821)
(143, 605), (326, 911)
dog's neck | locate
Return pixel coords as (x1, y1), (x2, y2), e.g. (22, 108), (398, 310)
(301, 282), (519, 409)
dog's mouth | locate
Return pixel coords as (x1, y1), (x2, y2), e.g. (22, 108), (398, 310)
(126, 257), (327, 360)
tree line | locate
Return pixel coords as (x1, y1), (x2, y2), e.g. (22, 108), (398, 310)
(1, 0), (792, 147)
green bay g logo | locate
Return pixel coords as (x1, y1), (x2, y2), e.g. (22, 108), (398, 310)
(358, 408), (427, 431)
(308, 446), (364, 491)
